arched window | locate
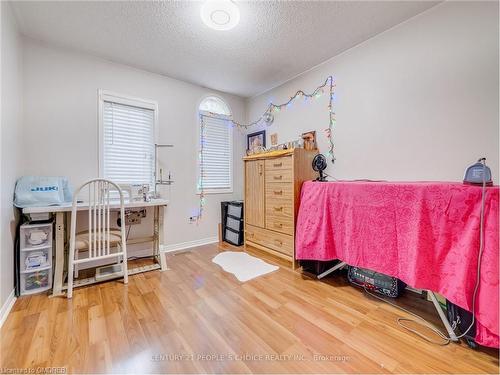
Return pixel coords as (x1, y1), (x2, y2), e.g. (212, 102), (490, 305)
(199, 96), (231, 115)
(198, 96), (233, 193)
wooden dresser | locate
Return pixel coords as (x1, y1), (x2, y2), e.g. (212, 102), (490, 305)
(243, 148), (318, 267)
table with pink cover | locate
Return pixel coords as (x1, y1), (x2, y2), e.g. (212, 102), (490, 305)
(295, 180), (499, 348)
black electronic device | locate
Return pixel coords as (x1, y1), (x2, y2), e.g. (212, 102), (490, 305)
(347, 266), (406, 298)
(312, 154), (328, 182)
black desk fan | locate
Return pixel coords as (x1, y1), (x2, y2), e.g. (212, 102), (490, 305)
(312, 154), (328, 182)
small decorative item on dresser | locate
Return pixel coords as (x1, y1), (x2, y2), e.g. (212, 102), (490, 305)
(270, 133), (278, 146)
(247, 130), (266, 152)
(301, 131), (317, 150)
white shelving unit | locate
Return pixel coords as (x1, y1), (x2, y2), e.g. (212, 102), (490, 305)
(19, 222), (53, 295)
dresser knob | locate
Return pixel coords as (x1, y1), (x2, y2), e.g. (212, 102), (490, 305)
(274, 206), (283, 211)
(274, 223), (283, 228)
(274, 239), (283, 246)
(274, 190), (283, 195)
(274, 175), (283, 180)
(273, 162), (283, 167)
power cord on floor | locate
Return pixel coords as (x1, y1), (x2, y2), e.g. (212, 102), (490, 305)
(363, 287), (451, 345)
(363, 161), (488, 346)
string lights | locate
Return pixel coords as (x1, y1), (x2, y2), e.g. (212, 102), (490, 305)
(197, 115), (207, 222)
(196, 76), (336, 220)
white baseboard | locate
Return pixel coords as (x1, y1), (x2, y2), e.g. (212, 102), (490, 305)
(0, 289), (16, 328)
(161, 236), (218, 253)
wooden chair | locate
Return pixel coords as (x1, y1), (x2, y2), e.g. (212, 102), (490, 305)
(67, 179), (128, 298)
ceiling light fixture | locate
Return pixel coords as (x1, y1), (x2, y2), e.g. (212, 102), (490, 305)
(200, 0), (240, 31)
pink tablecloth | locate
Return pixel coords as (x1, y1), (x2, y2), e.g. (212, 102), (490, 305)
(295, 181), (499, 348)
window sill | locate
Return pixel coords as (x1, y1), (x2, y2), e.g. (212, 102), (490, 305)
(197, 189), (233, 195)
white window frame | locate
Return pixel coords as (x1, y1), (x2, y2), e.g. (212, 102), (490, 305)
(197, 96), (233, 194)
(98, 90), (158, 186)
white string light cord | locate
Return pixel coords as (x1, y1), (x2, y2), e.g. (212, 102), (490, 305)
(196, 76), (337, 220)
(197, 115), (207, 222)
(364, 162), (488, 346)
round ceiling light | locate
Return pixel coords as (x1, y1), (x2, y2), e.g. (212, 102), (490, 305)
(200, 0), (240, 31)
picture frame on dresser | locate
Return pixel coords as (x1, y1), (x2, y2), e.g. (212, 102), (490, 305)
(247, 130), (266, 152)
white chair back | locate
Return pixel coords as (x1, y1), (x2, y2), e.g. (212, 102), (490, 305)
(67, 178), (128, 298)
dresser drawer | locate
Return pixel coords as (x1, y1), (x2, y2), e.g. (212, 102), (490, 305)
(265, 199), (294, 235)
(265, 181), (294, 235)
(265, 182), (293, 201)
(265, 156), (292, 183)
(265, 199), (293, 218)
(245, 224), (294, 256)
(266, 214), (294, 235)
(265, 156), (293, 171)
(265, 168), (293, 183)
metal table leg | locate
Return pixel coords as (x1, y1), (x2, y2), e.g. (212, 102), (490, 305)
(317, 261), (347, 279)
(428, 291), (458, 341)
(157, 206), (168, 271)
(51, 212), (66, 297)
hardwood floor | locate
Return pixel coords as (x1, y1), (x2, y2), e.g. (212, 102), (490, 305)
(1, 243), (498, 374)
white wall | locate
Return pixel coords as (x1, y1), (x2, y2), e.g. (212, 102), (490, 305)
(1, 2), (23, 308)
(22, 39), (246, 249)
(246, 1), (499, 183)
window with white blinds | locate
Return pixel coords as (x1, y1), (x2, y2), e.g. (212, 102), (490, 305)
(99, 92), (156, 187)
(199, 108), (233, 193)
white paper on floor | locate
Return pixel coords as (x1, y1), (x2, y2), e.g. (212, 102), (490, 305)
(212, 251), (279, 282)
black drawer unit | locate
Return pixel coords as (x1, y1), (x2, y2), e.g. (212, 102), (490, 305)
(221, 201), (244, 246)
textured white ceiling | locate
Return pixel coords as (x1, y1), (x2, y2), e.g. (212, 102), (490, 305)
(11, 1), (439, 97)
